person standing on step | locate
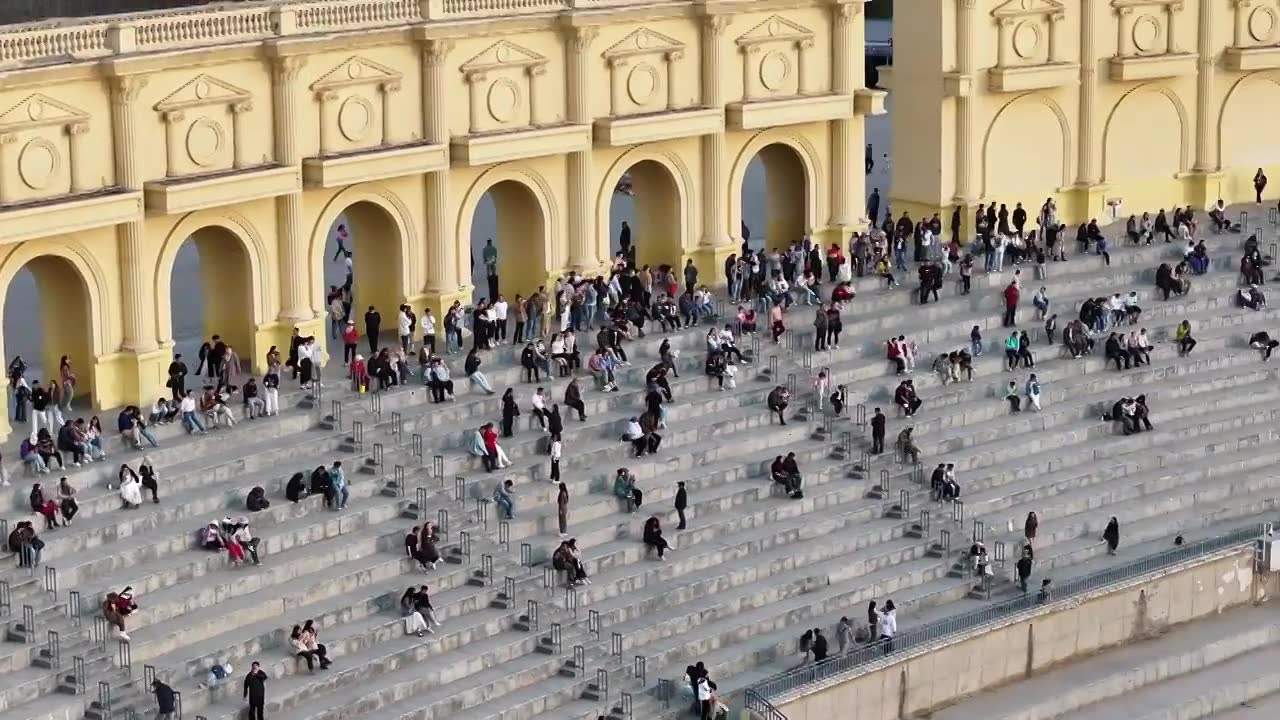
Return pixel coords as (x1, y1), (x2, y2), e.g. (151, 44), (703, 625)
(500, 389), (519, 438)
(870, 407), (886, 454)
(1025, 511), (1039, 544)
(243, 661), (267, 720)
(364, 305), (381, 355)
(878, 599), (898, 655)
(549, 434), (562, 483)
(1103, 516), (1121, 555)
(865, 600), (879, 644)
(1002, 280), (1020, 327)
(812, 628), (829, 663)
(152, 678), (177, 720)
(1016, 547), (1034, 593)
(836, 616), (854, 655)
(555, 482), (570, 537)
(674, 481), (688, 530)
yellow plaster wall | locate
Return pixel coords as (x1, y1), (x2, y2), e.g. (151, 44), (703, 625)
(778, 547), (1262, 720)
(0, 0), (878, 441)
(891, 0), (1280, 231)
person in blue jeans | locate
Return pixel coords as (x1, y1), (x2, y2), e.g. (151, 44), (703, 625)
(493, 479), (515, 519)
(327, 461), (349, 510)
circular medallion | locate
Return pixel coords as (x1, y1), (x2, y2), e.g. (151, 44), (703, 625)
(194, 80), (210, 99)
(1250, 6), (1278, 43)
(496, 45), (511, 63)
(1012, 21), (1041, 59)
(626, 63), (659, 105)
(767, 18), (781, 36)
(759, 50), (790, 92)
(637, 32), (651, 49)
(18, 138), (59, 190)
(486, 78), (520, 123)
(26, 101), (43, 121)
(185, 117), (224, 167)
(348, 61), (364, 79)
(1132, 15), (1160, 53)
(338, 95), (374, 142)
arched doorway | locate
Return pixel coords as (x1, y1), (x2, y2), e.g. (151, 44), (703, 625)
(466, 179), (549, 303)
(739, 143), (809, 252)
(164, 226), (256, 378)
(606, 159), (684, 270)
(320, 201), (405, 346)
(2, 255), (95, 409)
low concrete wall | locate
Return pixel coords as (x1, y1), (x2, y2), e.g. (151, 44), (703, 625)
(778, 547), (1273, 720)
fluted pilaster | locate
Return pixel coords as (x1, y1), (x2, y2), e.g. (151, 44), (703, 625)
(1194, 0), (1214, 171)
(954, 0), (976, 203)
(567, 26), (598, 271)
(110, 75), (154, 353)
(701, 15), (730, 248)
(1077, 0), (1099, 185)
(272, 56), (311, 322)
(422, 39), (456, 294)
(830, 3), (857, 228)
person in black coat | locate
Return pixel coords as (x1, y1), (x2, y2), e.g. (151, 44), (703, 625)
(1103, 516), (1121, 555)
(152, 679), (177, 719)
(674, 481), (688, 530)
(870, 407), (886, 454)
(243, 662), (267, 720)
(812, 628), (829, 662)
(500, 389), (520, 437)
(1016, 547), (1034, 593)
(309, 466), (332, 506)
(547, 405), (564, 442)
(564, 379), (586, 421)
(364, 306), (381, 355)
(246, 487), (270, 512)
(286, 472), (308, 503)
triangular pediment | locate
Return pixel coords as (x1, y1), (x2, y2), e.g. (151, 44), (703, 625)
(460, 40), (546, 73)
(992, 0), (1065, 18)
(735, 14), (813, 46)
(310, 56), (402, 92)
(154, 74), (251, 113)
(0, 93), (89, 131)
(602, 28), (685, 59)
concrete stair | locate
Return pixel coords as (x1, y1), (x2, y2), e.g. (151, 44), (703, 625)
(1, 205), (1277, 720)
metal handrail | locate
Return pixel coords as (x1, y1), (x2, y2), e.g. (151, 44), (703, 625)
(748, 524), (1265, 704)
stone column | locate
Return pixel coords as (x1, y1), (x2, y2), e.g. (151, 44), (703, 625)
(1077, 0), (1100, 186)
(566, 26), (599, 273)
(954, 0), (976, 204)
(315, 90), (337, 156)
(110, 75), (155, 354)
(66, 122), (90, 193)
(272, 56), (311, 323)
(665, 51), (683, 110)
(1194, 0), (1214, 171)
(231, 101), (252, 169)
(700, 15), (730, 249)
(829, 2), (857, 229)
(526, 65), (546, 126)
(421, 39), (458, 298)
(380, 81), (400, 145)
(161, 111), (185, 178)
(0, 134), (15, 205)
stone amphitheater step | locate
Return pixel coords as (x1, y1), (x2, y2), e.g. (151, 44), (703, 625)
(177, 304), (1269, 712)
(1, 227), (1265, 719)
(924, 605), (1280, 720)
(262, 332), (1280, 719)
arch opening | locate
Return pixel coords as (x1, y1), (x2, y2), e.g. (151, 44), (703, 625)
(609, 159), (683, 270)
(3, 255), (94, 410)
(468, 179), (549, 303)
(321, 200), (406, 343)
(740, 143), (808, 251)
(168, 227), (255, 378)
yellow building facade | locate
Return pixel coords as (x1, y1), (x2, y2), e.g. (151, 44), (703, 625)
(0, 0), (884, 439)
(887, 0), (1280, 233)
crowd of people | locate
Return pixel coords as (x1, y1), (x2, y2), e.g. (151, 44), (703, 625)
(4, 191), (1276, 720)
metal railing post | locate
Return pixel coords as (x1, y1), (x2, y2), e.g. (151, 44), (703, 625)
(330, 400), (343, 430)
(899, 489), (910, 514)
(611, 631), (623, 659)
(351, 420), (364, 451)
(73, 655), (86, 694)
(454, 476), (466, 506)
(550, 622), (563, 653)
(458, 531), (472, 564)
(480, 553), (494, 585)
(44, 566), (57, 596)
(97, 681), (111, 719)
(117, 639), (131, 672)
(370, 390), (382, 415)
(565, 586), (579, 617)
(920, 509), (931, 537)
(68, 590), (81, 627)
(499, 520), (510, 550)
(588, 609), (601, 639)
(527, 599), (539, 631)
(372, 442), (384, 469)
(437, 508), (449, 542)
(620, 692), (634, 719)
(46, 629), (60, 669)
(475, 497), (489, 530)
(786, 372), (797, 397)
(0, 580), (10, 615)
(390, 410), (403, 441)
(993, 540), (1006, 569)
(855, 403), (867, 428)
(952, 500), (965, 525)
(597, 668), (609, 700)
(768, 354), (779, 378)
(573, 645), (585, 676)
(392, 465), (405, 495)
(93, 617), (107, 650)
(21, 604), (34, 643)
(633, 656), (647, 686)
(503, 576), (516, 605)
(939, 528), (952, 557)
(520, 542), (533, 573)
(415, 487), (427, 517)
(973, 518), (985, 543)
(878, 468), (889, 494)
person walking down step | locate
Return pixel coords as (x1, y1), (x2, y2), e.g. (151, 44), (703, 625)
(1103, 516), (1121, 555)
(152, 679), (178, 720)
(243, 661), (268, 720)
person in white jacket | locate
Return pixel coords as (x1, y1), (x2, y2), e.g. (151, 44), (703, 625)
(878, 599), (897, 654)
